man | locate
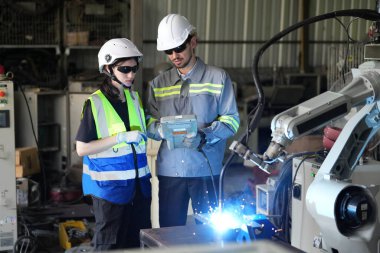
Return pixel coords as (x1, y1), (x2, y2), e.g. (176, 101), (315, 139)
(146, 14), (240, 227)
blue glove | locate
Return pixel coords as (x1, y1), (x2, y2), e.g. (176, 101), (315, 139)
(182, 133), (200, 149)
(183, 132), (206, 150)
(201, 125), (220, 145)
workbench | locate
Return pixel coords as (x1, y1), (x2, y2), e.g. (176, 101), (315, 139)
(139, 223), (304, 252)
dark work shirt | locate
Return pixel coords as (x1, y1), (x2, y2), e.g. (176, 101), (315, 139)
(76, 97), (130, 143)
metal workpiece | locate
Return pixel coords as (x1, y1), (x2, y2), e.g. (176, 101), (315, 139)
(139, 223), (303, 253)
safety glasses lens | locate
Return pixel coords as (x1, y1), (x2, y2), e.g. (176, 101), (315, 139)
(117, 65), (139, 74)
(164, 41), (188, 55)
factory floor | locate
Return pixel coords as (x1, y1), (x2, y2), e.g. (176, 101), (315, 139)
(21, 161), (255, 253)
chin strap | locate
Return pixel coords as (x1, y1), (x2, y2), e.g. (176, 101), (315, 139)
(103, 70), (120, 83)
(103, 70), (133, 88)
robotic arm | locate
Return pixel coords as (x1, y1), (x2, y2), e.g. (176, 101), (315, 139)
(264, 62), (380, 161)
(264, 59), (380, 252)
(224, 5), (380, 252)
(228, 60), (380, 251)
(232, 62), (380, 174)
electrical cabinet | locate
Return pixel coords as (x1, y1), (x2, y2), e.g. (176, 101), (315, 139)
(0, 81), (17, 251)
(69, 92), (91, 167)
(14, 90), (68, 174)
(291, 157), (322, 253)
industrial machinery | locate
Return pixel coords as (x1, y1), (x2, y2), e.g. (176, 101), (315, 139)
(234, 28), (380, 253)
(291, 156), (380, 253)
(223, 4), (380, 253)
(291, 157), (323, 253)
(0, 81), (17, 251)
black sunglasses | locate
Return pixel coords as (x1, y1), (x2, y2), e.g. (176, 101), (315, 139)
(164, 36), (192, 55)
(116, 65), (139, 74)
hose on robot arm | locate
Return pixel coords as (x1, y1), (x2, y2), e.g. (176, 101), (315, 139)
(219, 9), (380, 210)
(249, 9), (380, 134)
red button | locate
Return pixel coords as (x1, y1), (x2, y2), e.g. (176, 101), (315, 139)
(0, 91), (5, 97)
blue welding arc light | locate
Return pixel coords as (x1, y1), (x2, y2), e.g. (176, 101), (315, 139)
(210, 211), (242, 233)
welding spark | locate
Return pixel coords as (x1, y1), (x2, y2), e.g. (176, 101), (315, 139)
(209, 211), (242, 233)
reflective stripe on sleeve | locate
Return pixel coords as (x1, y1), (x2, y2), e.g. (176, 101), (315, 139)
(218, 115), (239, 132)
(153, 85), (181, 98)
(189, 83), (222, 94)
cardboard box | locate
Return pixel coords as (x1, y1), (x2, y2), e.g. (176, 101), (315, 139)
(285, 135), (323, 154)
(15, 147), (40, 178)
(66, 31), (89, 46)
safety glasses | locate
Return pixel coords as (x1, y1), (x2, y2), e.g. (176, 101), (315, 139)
(116, 65), (139, 74)
(164, 36), (192, 55)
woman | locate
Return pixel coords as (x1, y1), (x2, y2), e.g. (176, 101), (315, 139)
(76, 38), (151, 250)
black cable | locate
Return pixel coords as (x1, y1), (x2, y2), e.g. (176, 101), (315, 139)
(270, 151), (324, 243)
(346, 17), (362, 43)
(13, 235), (38, 253)
(197, 135), (218, 206)
(18, 85), (39, 148)
(218, 152), (237, 209)
(13, 234), (52, 253)
(199, 150), (218, 206)
(291, 155), (315, 187)
(17, 83), (48, 204)
(249, 9), (380, 134)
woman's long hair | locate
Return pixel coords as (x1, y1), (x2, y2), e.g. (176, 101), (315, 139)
(100, 57), (138, 101)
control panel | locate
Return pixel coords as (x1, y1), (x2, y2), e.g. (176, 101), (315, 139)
(0, 81), (17, 251)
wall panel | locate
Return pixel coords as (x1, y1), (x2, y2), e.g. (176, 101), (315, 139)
(142, 0), (375, 71)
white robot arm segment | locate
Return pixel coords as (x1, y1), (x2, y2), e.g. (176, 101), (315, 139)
(305, 100), (380, 253)
(264, 68), (380, 160)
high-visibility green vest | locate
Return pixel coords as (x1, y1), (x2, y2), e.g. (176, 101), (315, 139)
(82, 89), (151, 204)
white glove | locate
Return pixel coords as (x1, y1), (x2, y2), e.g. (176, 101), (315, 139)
(157, 124), (165, 139)
(116, 131), (147, 144)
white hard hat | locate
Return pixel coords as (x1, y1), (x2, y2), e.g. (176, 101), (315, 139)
(157, 14), (195, 51)
(98, 38), (143, 73)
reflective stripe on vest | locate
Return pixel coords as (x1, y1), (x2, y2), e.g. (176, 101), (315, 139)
(89, 89), (146, 139)
(83, 164), (150, 181)
(126, 90), (147, 133)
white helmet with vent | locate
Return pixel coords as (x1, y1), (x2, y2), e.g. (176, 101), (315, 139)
(98, 38), (143, 73)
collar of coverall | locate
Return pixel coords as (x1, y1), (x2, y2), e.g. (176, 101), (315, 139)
(167, 57), (205, 86)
